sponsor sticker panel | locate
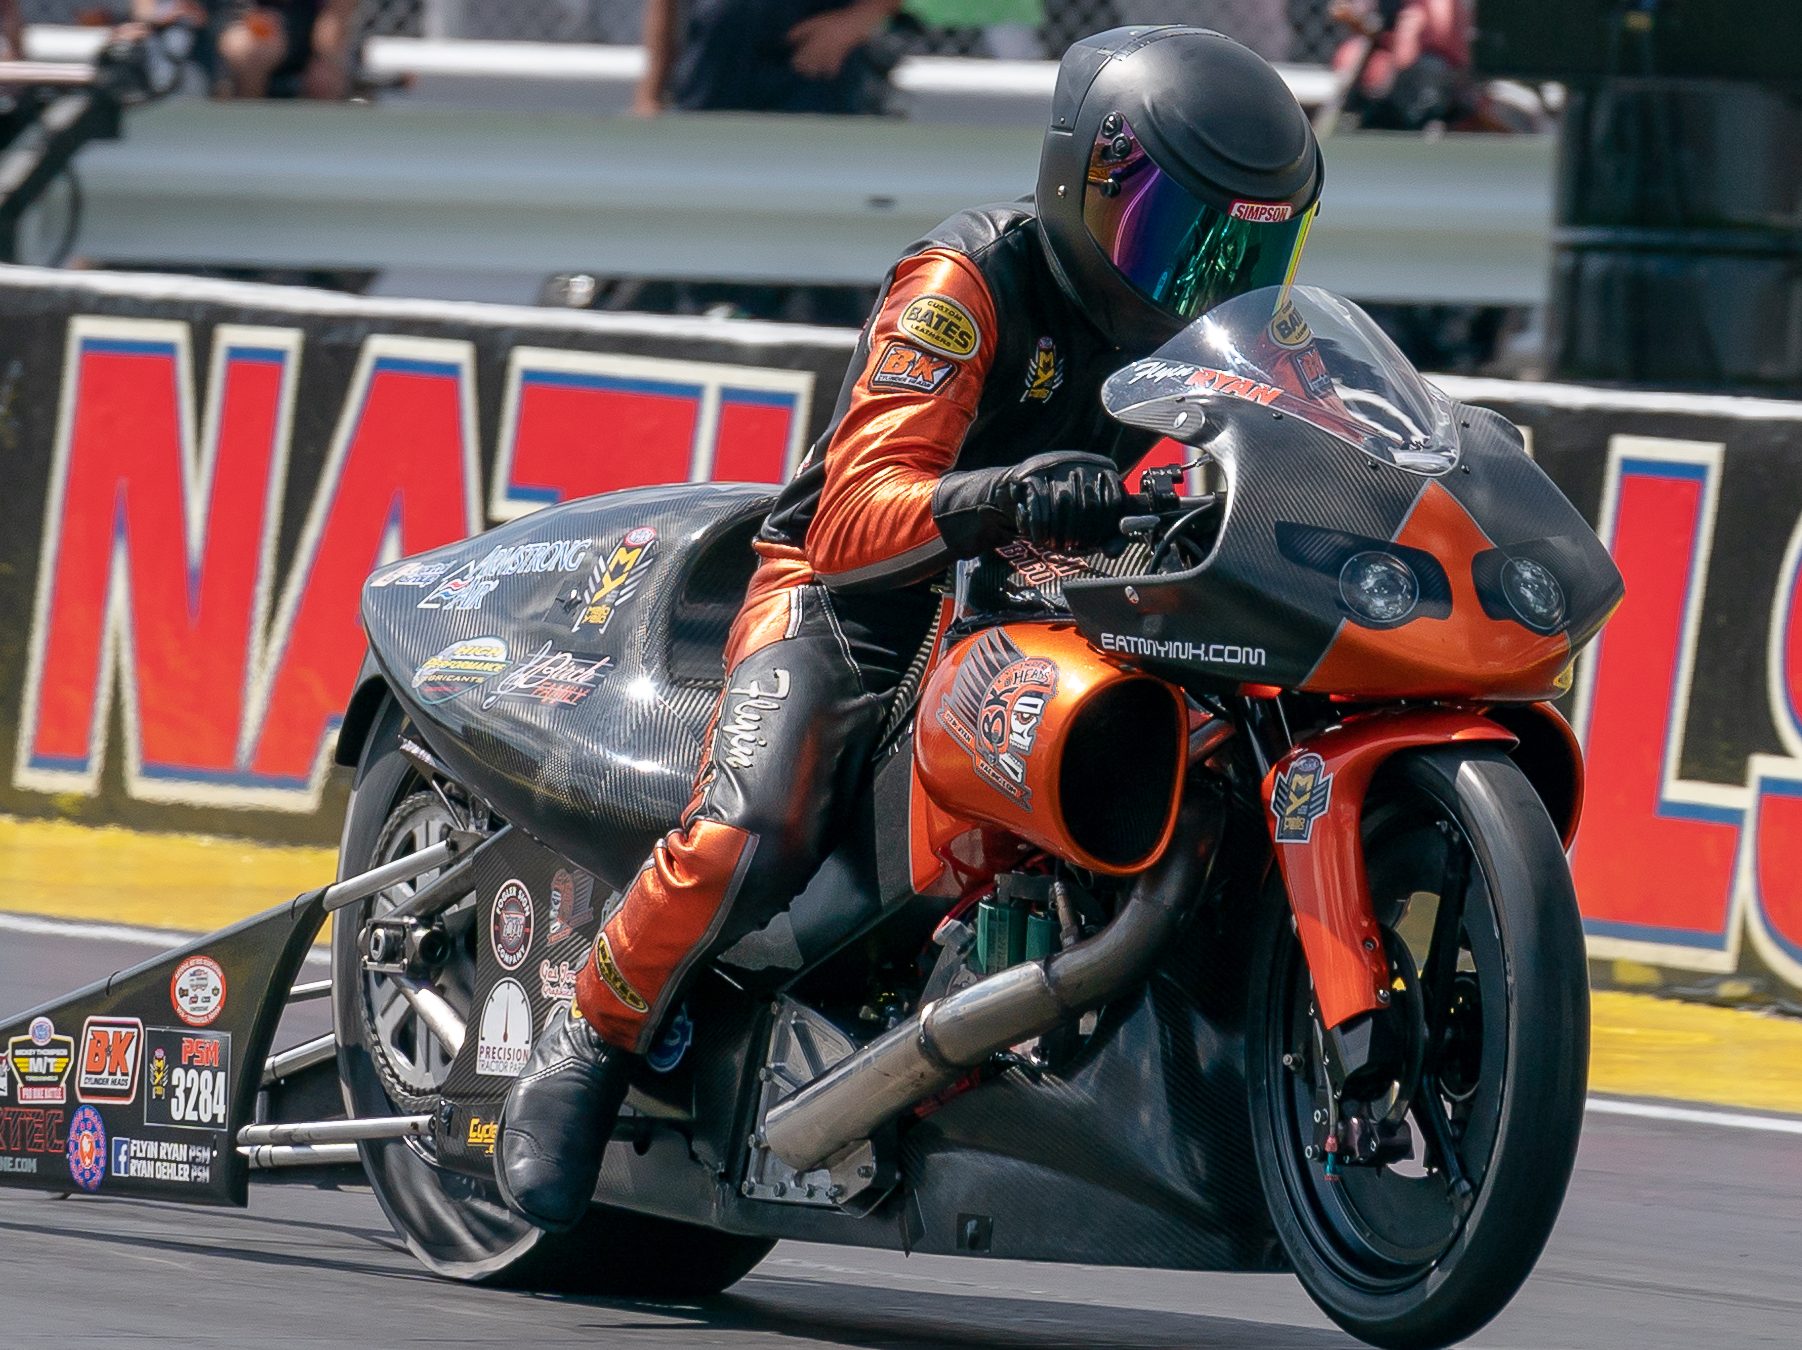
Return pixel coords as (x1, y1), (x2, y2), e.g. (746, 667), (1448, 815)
(143, 1028), (230, 1132)
(77, 1016), (143, 1105)
(170, 955), (227, 1028)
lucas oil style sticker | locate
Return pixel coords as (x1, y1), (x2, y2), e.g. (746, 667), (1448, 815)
(868, 341), (955, 395)
(413, 637), (510, 704)
(552, 527), (656, 637)
(898, 294), (981, 360)
(1020, 336), (1064, 403)
(936, 628), (1057, 810)
(1270, 752), (1334, 843)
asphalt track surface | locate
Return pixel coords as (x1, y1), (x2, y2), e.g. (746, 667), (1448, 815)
(4, 922), (1799, 1349)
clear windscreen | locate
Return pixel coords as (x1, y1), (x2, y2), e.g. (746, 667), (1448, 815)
(1101, 285), (1461, 473)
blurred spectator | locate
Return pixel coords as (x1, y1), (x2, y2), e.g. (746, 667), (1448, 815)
(904, 0), (1045, 59)
(635, 0), (903, 115)
(129, 0), (357, 99)
(1109, 2), (1291, 62)
(1330, 0), (1471, 127)
(1, 0), (23, 60)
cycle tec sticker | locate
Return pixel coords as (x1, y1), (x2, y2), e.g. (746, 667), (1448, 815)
(898, 294), (981, 360)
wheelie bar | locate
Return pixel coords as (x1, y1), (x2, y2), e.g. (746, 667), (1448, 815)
(0, 836), (467, 1206)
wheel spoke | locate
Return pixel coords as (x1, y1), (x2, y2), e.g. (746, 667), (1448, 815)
(1422, 830), (1470, 1037)
(1412, 1076), (1474, 1207)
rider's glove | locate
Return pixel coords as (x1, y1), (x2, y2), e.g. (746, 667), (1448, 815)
(933, 452), (1126, 558)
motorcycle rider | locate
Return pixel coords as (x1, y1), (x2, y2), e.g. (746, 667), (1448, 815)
(497, 24), (1324, 1230)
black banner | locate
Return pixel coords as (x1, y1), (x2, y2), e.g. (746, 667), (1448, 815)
(3, 269), (1802, 1000)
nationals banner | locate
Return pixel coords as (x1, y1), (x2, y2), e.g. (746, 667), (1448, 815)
(0, 267), (849, 844)
(2, 267), (1801, 1004)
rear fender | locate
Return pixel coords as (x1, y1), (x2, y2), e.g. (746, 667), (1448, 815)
(1262, 707), (1518, 1030)
(332, 650), (388, 771)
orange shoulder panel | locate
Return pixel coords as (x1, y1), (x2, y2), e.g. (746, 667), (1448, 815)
(806, 248), (1000, 591)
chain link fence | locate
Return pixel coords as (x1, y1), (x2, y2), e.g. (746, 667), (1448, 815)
(22, 2), (1349, 63)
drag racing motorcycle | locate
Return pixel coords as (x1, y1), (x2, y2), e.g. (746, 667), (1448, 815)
(0, 287), (1620, 1350)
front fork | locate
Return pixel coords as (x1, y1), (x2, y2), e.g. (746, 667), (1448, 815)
(1248, 703), (1518, 1099)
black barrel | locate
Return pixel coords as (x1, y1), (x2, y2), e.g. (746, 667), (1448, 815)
(1550, 78), (1802, 393)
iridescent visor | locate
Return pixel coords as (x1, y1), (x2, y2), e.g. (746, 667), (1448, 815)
(1084, 122), (1313, 320)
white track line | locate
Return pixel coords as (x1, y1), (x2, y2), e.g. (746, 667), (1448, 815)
(0, 911), (329, 963)
(1584, 1096), (1802, 1136)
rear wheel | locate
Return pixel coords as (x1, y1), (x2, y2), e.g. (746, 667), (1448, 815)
(332, 693), (772, 1295)
(1247, 748), (1588, 1349)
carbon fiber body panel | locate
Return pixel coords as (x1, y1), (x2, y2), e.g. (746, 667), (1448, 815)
(1065, 394), (1623, 694)
(360, 484), (773, 891)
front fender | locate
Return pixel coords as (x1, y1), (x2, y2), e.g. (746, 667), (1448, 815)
(1262, 707), (1518, 1030)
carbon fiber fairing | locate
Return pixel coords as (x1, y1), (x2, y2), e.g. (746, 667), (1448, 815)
(360, 484), (773, 890)
(1066, 398), (1622, 698)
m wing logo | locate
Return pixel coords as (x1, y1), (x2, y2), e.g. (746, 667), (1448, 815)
(1271, 752), (1333, 844)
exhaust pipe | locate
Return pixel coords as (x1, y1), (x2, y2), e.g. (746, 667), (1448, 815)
(762, 784), (1219, 1174)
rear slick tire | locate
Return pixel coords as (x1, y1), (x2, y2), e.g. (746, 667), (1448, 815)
(332, 693), (772, 1296)
(1247, 747), (1589, 1350)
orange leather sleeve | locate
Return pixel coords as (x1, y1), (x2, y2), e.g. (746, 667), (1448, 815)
(806, 248), (1000, 590)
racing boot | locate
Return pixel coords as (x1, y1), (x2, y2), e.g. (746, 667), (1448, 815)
(495, 1007), (632, 1231)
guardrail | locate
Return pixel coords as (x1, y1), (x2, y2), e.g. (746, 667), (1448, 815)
(63, 97), (1550, 306)
(19, 24), (1549, 307)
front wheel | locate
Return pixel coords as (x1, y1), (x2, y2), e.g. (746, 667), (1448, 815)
(1248, 748), (1588, 1350)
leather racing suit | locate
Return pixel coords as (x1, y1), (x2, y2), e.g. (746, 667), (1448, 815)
(574, 201), (1157, 1053)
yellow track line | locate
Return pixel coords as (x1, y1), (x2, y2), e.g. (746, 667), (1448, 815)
(1, 816), (1797, 1115)
(0, 815), (336, 939)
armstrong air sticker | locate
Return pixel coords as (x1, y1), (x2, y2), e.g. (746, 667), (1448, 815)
(1020, 336), (1064, 403)
(76, 1016), (143, 1105)
(170, 955), (227, 1027)
(1270, 752), (1334, 844)
(552, 527), (657, 637)
(7, 1017), (73, 1105)
(476, 979), (532, 1076)
(936, 628), (1058, 810)
(868, 341), (956, 395)
(412, 637), (510, 704)
(491, 879), (534, 972)
(416, 537), (590, 612)
(898, 294), (981, 360)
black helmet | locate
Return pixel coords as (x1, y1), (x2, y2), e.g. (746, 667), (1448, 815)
(1036, 27), (1324, 352)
